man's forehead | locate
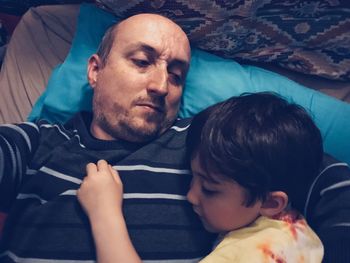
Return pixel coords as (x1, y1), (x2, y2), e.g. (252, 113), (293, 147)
(119, 13), (179, 29)
(117, 15), (182, 40)
(115, 15), (190, 60)
(125, 41), (189, 65)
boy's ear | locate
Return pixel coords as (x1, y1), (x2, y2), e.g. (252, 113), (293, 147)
(87, 54), (102, 89)
(259, 191), (288, 217)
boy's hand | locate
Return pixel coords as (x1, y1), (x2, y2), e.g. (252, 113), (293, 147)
(77, 160), (124, 221)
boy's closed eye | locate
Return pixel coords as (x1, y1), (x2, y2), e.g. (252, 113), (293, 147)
(200, 177), (221, 196)
(201, 186), (219, 196)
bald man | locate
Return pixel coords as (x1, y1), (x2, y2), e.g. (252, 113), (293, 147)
(0, 14), (214, 262)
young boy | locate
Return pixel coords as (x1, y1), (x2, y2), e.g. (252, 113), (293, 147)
(77, 92), (324, 262)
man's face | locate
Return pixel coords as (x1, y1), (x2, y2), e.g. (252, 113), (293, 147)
(88, 14), (190, 142)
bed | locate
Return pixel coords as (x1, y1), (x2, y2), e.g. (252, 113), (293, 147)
(0, 1), (350, 123)
(0, 0), (349, 261)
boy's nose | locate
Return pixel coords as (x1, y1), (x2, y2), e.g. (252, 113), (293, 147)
(186, 184), (198, 206)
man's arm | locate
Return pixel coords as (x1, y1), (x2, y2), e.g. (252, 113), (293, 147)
(77, 160), (142, 263)
(305, 154), (350, 263)
(0, 122), (40, 211)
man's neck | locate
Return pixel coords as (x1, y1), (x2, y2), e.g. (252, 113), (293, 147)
(90, 121), (115, 141)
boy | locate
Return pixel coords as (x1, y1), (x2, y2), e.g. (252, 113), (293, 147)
(185, 92), (323, 262)
(77, 92), (323, 262)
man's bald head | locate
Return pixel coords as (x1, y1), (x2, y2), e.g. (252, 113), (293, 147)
(97, 13), (190, 68)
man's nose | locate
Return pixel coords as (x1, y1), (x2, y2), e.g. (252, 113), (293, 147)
(147, 65), (169, 96)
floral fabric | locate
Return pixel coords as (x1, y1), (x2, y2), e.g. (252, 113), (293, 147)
(200, 210), (323, 262)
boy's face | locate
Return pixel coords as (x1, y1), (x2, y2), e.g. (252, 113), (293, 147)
(187, 154), (262, 234)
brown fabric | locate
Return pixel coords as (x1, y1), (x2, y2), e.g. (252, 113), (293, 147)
(0, 5), (79, 124)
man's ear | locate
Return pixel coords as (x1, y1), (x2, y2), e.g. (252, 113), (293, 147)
(259, 191), (288, 217)
(87, 54), (102, 89)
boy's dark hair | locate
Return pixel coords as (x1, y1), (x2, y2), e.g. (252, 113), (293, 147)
(187, 92), (323, 212)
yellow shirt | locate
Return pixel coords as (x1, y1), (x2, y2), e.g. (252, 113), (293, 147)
(200, 211), (323, 263)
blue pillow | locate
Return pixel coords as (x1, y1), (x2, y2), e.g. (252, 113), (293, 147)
(29, 3), (350, 165)
(28, 4), (119, 122)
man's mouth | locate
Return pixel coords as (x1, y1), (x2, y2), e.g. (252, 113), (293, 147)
(137, 103), (164, 113)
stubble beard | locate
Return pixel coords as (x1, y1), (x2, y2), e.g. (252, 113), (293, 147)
(93, 99), (172, 143)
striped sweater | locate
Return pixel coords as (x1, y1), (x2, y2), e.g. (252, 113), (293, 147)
(1, 112), (350, 262)
(0, 112), (214, 262)
(304, 154), (350, 263)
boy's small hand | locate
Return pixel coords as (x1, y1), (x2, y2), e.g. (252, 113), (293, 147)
(77, 160), (124, 221)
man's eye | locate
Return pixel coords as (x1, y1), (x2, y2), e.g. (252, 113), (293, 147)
(133, 59), (150, 68)
(169, 72), (182, 86)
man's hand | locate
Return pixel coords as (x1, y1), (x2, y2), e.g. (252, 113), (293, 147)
(77, 159), (124, 221)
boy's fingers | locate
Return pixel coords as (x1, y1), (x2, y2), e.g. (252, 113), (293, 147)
(86, 163), (97, 174)
(97, 159), (109, 171)
(109, 165), (122, 184)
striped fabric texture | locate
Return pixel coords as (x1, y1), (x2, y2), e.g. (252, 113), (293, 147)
(0, 112), (350, 262)
(304, 154), (350, 262)
(0, 112), (214, 262)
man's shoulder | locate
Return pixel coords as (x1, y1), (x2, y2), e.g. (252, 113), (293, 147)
(26, 112), (86, 148)
(157, 117), (192, 142)
(317, 154), (350, 190)
(173, 117), (192, 127)
(305, 153), (350, 226)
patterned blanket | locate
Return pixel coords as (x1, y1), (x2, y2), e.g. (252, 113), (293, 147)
(97, 0), (350, 81)
(0, 0), (349, 81)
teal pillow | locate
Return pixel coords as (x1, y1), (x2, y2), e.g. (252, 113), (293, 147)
(182, 49), (350, 165)
(28, 4), (119, 123)
(29, 3), (350, 165)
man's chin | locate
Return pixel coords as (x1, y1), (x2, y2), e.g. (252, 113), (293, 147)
(134, 109), (175, 133)
(123, 120), (162, 142)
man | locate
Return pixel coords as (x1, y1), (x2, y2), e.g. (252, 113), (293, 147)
(88, 14), (189, 142)
(0, 14), (214, 262)
(1, 8), (350, 263)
